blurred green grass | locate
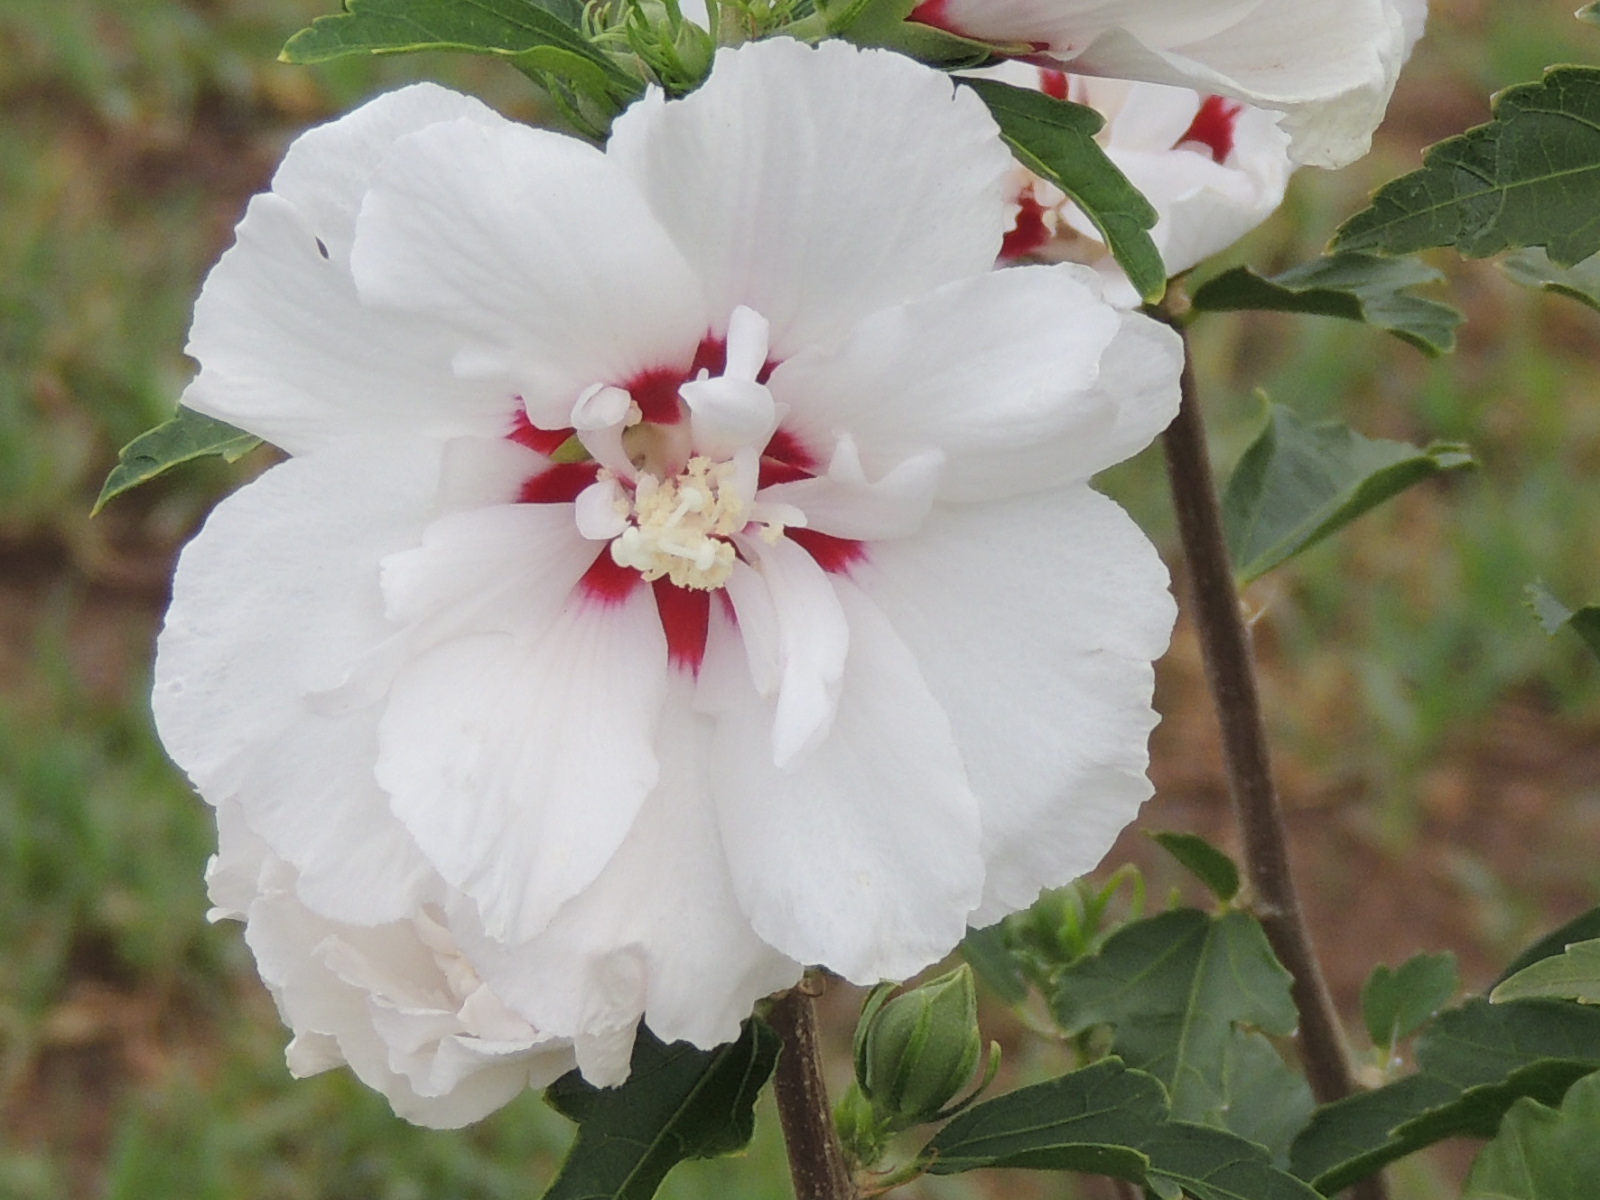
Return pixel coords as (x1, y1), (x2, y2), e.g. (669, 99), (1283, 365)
(2, 1), (1599, 1197)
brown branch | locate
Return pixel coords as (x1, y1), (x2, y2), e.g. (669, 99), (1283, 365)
(770, 984), (860, 1200)
(1157, 315), (1388, 1200)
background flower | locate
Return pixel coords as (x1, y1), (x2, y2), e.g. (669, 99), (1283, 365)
(154, 37), (1181, 1119)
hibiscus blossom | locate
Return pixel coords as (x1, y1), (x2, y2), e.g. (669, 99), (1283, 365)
(908, 0), (1423, 168)
(154, 37), (1181, 1119)
(994, 65), (1291, 297)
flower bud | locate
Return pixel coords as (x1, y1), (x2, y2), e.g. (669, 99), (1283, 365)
(856, 965), (983, 1127)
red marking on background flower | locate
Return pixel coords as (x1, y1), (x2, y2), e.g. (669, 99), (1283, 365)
(518, 461), (601, 504)
(578, 551), (640, 606)
(653, 579), (711, 674)
(1000, 190), (1052, 260)
(1179, 95), (1243, 163)
(788, 528), (867, 575)
(1038, 68), (1069, 100)
(907, 0), (952, 29)
(508, 409), (573, 456)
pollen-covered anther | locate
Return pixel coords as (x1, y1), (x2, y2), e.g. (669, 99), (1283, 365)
(609, 456), (767, 590)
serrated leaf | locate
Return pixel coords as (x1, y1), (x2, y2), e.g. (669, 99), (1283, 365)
(922, 1058), (1321, 1200)
(282, 0), (641, 104)
(1499, 908), (1600, 985)
(1149, 832), (1241, 903)
(94, 409), (261, 513)
(1216, 1032), (1315, 1166)
(1189, 252), (1462, 355)
(1050, 909), (1299, 1134)
(1221, 404), (1474, 584)
(1363, 952), (1461, 1049)
(961, 77), (1166, 302)
(1524, 583), (1600, 660)
(1334, 66), (1600, 266)
(1290, 998), (1600, 1193)
(1502, 246), (1600, 311)
(542, 1019), (779, 1200)
(1493, 940), (1600, 1006)
(1463, 1068), (1600, 1200)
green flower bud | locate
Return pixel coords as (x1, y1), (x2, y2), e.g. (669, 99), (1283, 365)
(856, 965), (983, 1128)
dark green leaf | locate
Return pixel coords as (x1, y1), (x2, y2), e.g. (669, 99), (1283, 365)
(1502, 247), (1600, 311)
(1221, 404), (1474, 583)
(1463, 1069), (1600, 1200)
(1499, 908), (1600, 985)
(1188, 252), (1462, 355)
(1493, 940), (1600, 1006)
(1216, 1032), (1315, 1166)
(543, 1019), (779, 1200)
(1334, 66), (1600, 266)
(1583, 3), (1600, 26)
(1525, 583), (1600, 661)
(923, 1058), (1321, 1200)
(1290, 998), (1600, 1193)
(1050, 909), (1299, 1131)
(961, 923), (1030, 1006)
(94, 409), (261, 513)
(962, 77), (1166, 302)
(1148, 832), (1241, 903)
(282, 0), (642, 105)
(1363, 953), (1461, 1049)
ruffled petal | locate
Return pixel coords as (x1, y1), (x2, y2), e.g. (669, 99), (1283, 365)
(154, 439), (446, 924)
(461, 670), (801, 1054)
(707, 581), (984, 982)
(772, 265), (1180, 501)
(859, 488), (1174, 925)
(350, 118), (709, 430)
(376, 587), (669, 945)
(607, 38), (1014, 358)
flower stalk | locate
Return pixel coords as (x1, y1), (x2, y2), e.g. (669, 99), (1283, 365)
(770, 981), (861, 1200)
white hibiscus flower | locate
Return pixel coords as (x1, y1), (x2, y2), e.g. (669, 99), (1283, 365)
(907, 0), (1420, 167)
(991, 64), (1292, 299)
(155, 37), (1181, 1117)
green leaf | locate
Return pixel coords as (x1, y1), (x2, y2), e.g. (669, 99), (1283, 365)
(1494, 940), (1600, 1006)
(94, 409), (261, 513)
(820, 0), (1020, 68)
(1148, 832), (1241, 903)
(1334, 66), (1600, 266)
(961, 922), (1030, 1007)
(282, 0), (641, 104)
(1583, 3), (1600, 26)
(961, 78), (1166, 302)
(1502, 246), (1600, 311)
(542, 1019), (780, 1200)
(1216, 1032), (1316, 1166)
(1188, 252), (1463, 355)
(1525, 583), (1600, 661)
(1499, 908), (1600, 985)
(1363, 952), (1461, 1049)
(1221, 403), (1474, 584)
(1050, 909), (1300, 1132)
(922, 1058), (1322, 1200)
(1290, 998), (1600, 1193)
(1463, 1069), (1600, 1200)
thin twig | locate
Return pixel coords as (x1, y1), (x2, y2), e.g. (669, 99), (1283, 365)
(770, 984), (860, 1200)
(1157, 315), (1389, 1200)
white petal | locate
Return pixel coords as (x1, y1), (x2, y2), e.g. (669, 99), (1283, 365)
(183, 194), (511, 455)
(680, 376), (779, 461)
(710, 582), (984, 982)
(463, 671), (801, 1058)
(860, 488), (1174, 925)
(760, 437), (942, 541)
(728, 537), (850, 768)
(350, 118), (710, 429)
(376, 588), (668, 944)
(773, 265), (1180, 501)
(270, 83), (511, 268)
(608, 39), (1014, 358)
(574, 479), (630, 542)
(154, 440), (445, 924)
